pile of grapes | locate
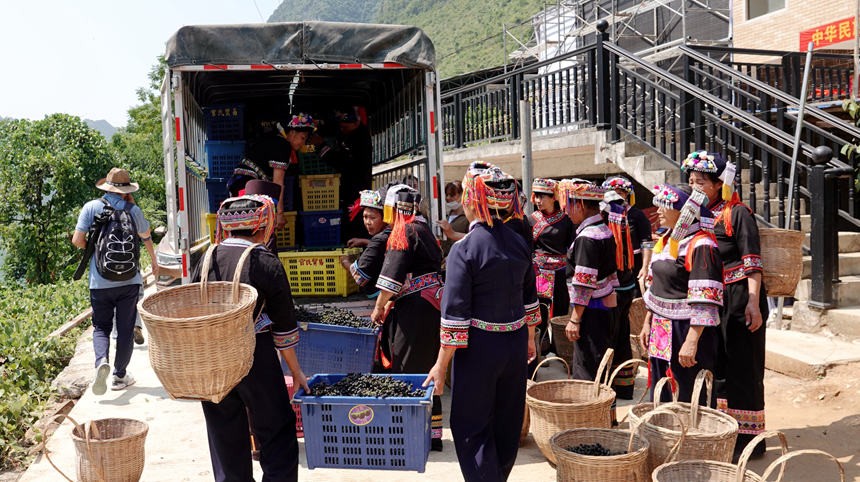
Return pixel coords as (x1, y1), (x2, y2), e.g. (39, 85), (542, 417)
(566, 443), (626, 456)
(295, 306), (373, 329)
(310, 373), (426, 398)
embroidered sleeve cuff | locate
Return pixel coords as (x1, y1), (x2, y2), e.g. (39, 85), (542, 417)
(689, 304), (720, 326)
(440, 327), (468, 347)
(742, 255), (763, 274)
(269, 160), (290, 170)
(349, 261), (371, 287)
(376, 275), (403, 294)
(687, 279), (724, 306)
(569, 284), (594, 306)
(525, 304), (541, 326)
(570, 266), (599, 289)
(272, 328), (300, 350)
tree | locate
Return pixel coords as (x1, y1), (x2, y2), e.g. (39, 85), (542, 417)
(110, 56), (167, 229)
(0, 115), (113, 284)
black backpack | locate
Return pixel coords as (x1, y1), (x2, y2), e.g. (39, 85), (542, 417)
(94, 198), (140, 281)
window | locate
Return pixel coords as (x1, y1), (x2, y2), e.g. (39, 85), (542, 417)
(747, 0), (786, 19)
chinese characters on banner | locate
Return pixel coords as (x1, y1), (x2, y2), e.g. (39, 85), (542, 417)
(799, 17), (855, 51)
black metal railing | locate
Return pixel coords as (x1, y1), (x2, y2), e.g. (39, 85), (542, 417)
(690, 46), (855, 103)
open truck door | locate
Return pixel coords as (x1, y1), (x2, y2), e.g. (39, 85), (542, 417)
(158, 22), (443, 285)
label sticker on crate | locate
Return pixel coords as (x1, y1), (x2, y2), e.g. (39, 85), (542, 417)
(348, 405), (374, 426)
(317, 216), (328, 224)
(331, 218), (341, 225)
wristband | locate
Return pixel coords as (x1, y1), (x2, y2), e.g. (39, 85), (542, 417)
(568, 320), (580, 325)
(140, 236), (152, 242)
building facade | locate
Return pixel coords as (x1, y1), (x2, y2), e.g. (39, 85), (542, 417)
(732, 0), (855, 52)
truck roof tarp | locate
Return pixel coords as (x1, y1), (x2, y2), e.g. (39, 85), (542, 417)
(165, 21), (435, 70)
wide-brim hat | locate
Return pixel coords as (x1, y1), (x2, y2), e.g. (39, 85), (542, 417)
(96, 168), (139, 194)
(243, 180), (282, 205)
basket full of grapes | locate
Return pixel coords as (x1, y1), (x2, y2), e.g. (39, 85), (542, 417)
(292, 373), (435, 472)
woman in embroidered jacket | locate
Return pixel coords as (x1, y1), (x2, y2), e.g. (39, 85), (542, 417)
(639, 184), (723, 404)
(341, 186), (391, 294)
(683, 151), (768, 456)
(192, 194), (307, 481)
(369, 184), (445, 450)
(423, 163), (540, 482)
(529, 178), (575, 354)
(559, 180), (620, 381)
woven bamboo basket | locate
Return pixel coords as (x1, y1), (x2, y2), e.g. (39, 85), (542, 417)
(629, 297), (647, 335)
(759, 228), (804, 297)
(550, 315), (575, 362)
(43, 415), (148, 482)
(521, 356), (571, 445)
(629, 370), (739, 473)
(520, 328), (552, 445)
(550, 409), (685, 482)
(759, 449), (845, 482)
(651, 430), (790, 482)
(527, 349), (646, 464)
(138, 244), (259, 403)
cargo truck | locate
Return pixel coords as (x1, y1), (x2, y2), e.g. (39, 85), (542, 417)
(156, 21), (444, 286)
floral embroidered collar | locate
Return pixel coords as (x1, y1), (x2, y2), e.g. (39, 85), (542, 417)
(576, 214), (604, 235)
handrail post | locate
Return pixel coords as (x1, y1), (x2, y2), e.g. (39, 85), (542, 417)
(809, 146), (836, 309)
(454, 92), (464, 149)
(594, 20), (611, 129)
(511, 75), (521, 140)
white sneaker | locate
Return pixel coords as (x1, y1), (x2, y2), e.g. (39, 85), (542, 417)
(92, 362), (110, 395)
(111, 372), (136, 390)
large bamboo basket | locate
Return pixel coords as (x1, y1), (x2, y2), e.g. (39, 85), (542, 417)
(759, 228), (804, 297)
(758, 449), (845, 482)
(138, 244), (259, 403)
(521, 356), (571, 445)
(550, 315), (575, 362)
(550, 409), (685, 482)
(651, 430), (789, 482)
(43, 415), (148, 482)
(527, 349), (645, 464)
(629, 370), (739, 473)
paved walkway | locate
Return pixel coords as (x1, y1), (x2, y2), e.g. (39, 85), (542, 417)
(21, 314), (656, 481)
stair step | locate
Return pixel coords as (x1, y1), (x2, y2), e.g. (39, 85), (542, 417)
(802, 252), (860, 278)
(795, 275), (860, 305)
(772, 214), (811, 232)
(803, 232), (860, 254)
(765, 328), (860, 378)
(755, 197), (808, 216)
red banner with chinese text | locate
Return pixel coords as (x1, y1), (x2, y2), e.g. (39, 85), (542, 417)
(799, 17), (855, 51)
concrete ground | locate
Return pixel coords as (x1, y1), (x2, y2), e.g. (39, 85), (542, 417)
(20, 322), (860, 481)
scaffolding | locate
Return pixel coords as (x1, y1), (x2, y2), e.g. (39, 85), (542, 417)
(505, 0), (731, 66)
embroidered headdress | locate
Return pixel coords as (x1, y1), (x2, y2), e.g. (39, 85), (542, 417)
(652, 185), (711, 259)
(603, 190), (634, 270)
(558, 179), (605, 212)
(384, 184), (421, 250)
(681, 151), (737, 202)
(531, 178), (558, 204)
(602, 176), (635, 206)
(461, 161), (523, 224)
(215, 194), (276, 244)
(359, 189), (384, 209)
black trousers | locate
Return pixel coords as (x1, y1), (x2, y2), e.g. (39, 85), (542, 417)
(571, 306), (612, 382)
(201, 333), (298, 482)
(451, 327), (528, 482)
(609, 288), (635, 398)
(650, 320), (718, 405)
(90, 284), (140, 378)
(716, 281), (768, 444)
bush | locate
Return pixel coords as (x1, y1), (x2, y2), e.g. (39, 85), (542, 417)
(0, 279), (89, 469)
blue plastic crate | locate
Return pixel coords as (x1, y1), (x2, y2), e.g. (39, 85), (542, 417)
(204, 104), (244, 140)
(281, 322), (378, 376)
(292, 374), (433, 472)
(299, 210), (342, 248)
(206, 177), (229, 213)
(205, 141), (245, 178)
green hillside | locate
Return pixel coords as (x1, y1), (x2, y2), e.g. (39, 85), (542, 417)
(268, 0), (545, 78)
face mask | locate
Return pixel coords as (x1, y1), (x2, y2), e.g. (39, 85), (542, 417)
(446, 201), (461, 213)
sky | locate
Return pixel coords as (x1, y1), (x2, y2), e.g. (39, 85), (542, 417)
(0, 0), (282, 127)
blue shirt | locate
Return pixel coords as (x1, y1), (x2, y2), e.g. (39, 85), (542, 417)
(75, 193), (150, 289)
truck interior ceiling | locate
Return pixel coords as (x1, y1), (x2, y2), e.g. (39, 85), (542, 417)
(184, 68), (427, 164)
